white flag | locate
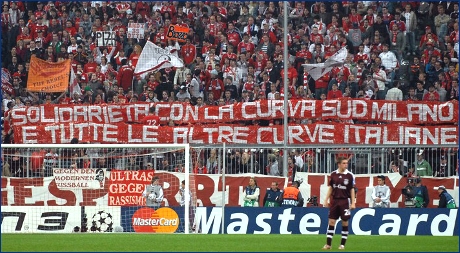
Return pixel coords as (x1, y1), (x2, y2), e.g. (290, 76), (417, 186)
(302, 47), (348, 80)
(134, 41), (184, 78)
(69, 67), (82, 96)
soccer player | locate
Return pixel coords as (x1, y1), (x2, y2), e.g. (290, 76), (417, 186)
(140, 106), (160, 126)
(322, 157), (355, 250)
(142, 176), (164, 209)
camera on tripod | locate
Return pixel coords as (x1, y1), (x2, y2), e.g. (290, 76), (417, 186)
(307, 196), (318, 207)
(401, 187), (415, 207)
(401, 177), (419, 208)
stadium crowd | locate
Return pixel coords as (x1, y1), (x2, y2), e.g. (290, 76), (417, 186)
(1, 2), (458, 110)
(0, 2), (458, 178)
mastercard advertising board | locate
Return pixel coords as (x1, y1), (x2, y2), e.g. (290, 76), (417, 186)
(131, 207), (180, 233)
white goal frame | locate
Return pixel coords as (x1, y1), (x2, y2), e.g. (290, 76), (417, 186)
(2, 143), (191, 234)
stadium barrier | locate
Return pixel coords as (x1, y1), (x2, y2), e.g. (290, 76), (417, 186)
(2, 205), (457, 236)
(2, 171), (458, 235)
(2, 172), (457, 208)
(195, 207), (458, 236)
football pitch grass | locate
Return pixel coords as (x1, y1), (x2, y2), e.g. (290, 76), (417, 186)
(1, 234), (458, 252)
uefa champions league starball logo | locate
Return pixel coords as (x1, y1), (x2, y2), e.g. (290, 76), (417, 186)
(91, 210), (114, 232)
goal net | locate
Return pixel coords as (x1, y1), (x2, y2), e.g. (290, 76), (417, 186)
(1, 143), (196, 234)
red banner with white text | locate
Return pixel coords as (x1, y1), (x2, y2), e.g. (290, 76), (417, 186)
(14, 122), (458, 145)
(1, 172), (458, 208)
(10, 99), (458, 126)
(108, 170), (155, 206)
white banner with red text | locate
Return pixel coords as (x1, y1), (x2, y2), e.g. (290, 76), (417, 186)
(14, 122), (458, 145)
(10, 99), (458, 126)
(1, 172), (458, 208)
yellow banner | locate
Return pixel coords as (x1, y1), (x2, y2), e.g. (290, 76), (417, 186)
(27, 56), (70, 92)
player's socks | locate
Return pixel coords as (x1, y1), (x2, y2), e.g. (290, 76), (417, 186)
(326, 225), (334, 245)
(341, 226), (349, 246)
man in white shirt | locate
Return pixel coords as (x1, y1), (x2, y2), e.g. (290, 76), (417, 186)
(385, 81), (403, 101)
(242, 16), (259, 45)
(378, 44), (398, 86)
(309, 37), (325, 54)
(293, 150), (304, 170)
(372, 64), (387, 100)
(67, 37), (79, 54)
(189, 72), (202, 99)
(310, 16), (326, 36)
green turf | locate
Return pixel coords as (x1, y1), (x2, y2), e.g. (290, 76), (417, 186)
(1, 234), (458, 252)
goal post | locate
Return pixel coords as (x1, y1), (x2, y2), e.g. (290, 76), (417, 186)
(1, 143), (195, 234)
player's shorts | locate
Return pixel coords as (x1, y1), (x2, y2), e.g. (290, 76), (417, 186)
(328, 198), (351, 221)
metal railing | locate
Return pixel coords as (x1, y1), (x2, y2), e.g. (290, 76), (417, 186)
(188, 145), (458, 177)
(2, 145), (458, 178)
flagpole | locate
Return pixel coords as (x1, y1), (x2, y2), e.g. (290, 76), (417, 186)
(283, 1), (288, 178)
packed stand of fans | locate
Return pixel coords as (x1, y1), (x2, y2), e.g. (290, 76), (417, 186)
(0, 2), (458, 176)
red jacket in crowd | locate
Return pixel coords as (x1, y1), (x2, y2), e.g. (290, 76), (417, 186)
(117, 65), (134, 91)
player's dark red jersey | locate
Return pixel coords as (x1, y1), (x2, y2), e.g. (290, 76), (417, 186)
(329, 170), (355, 199)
